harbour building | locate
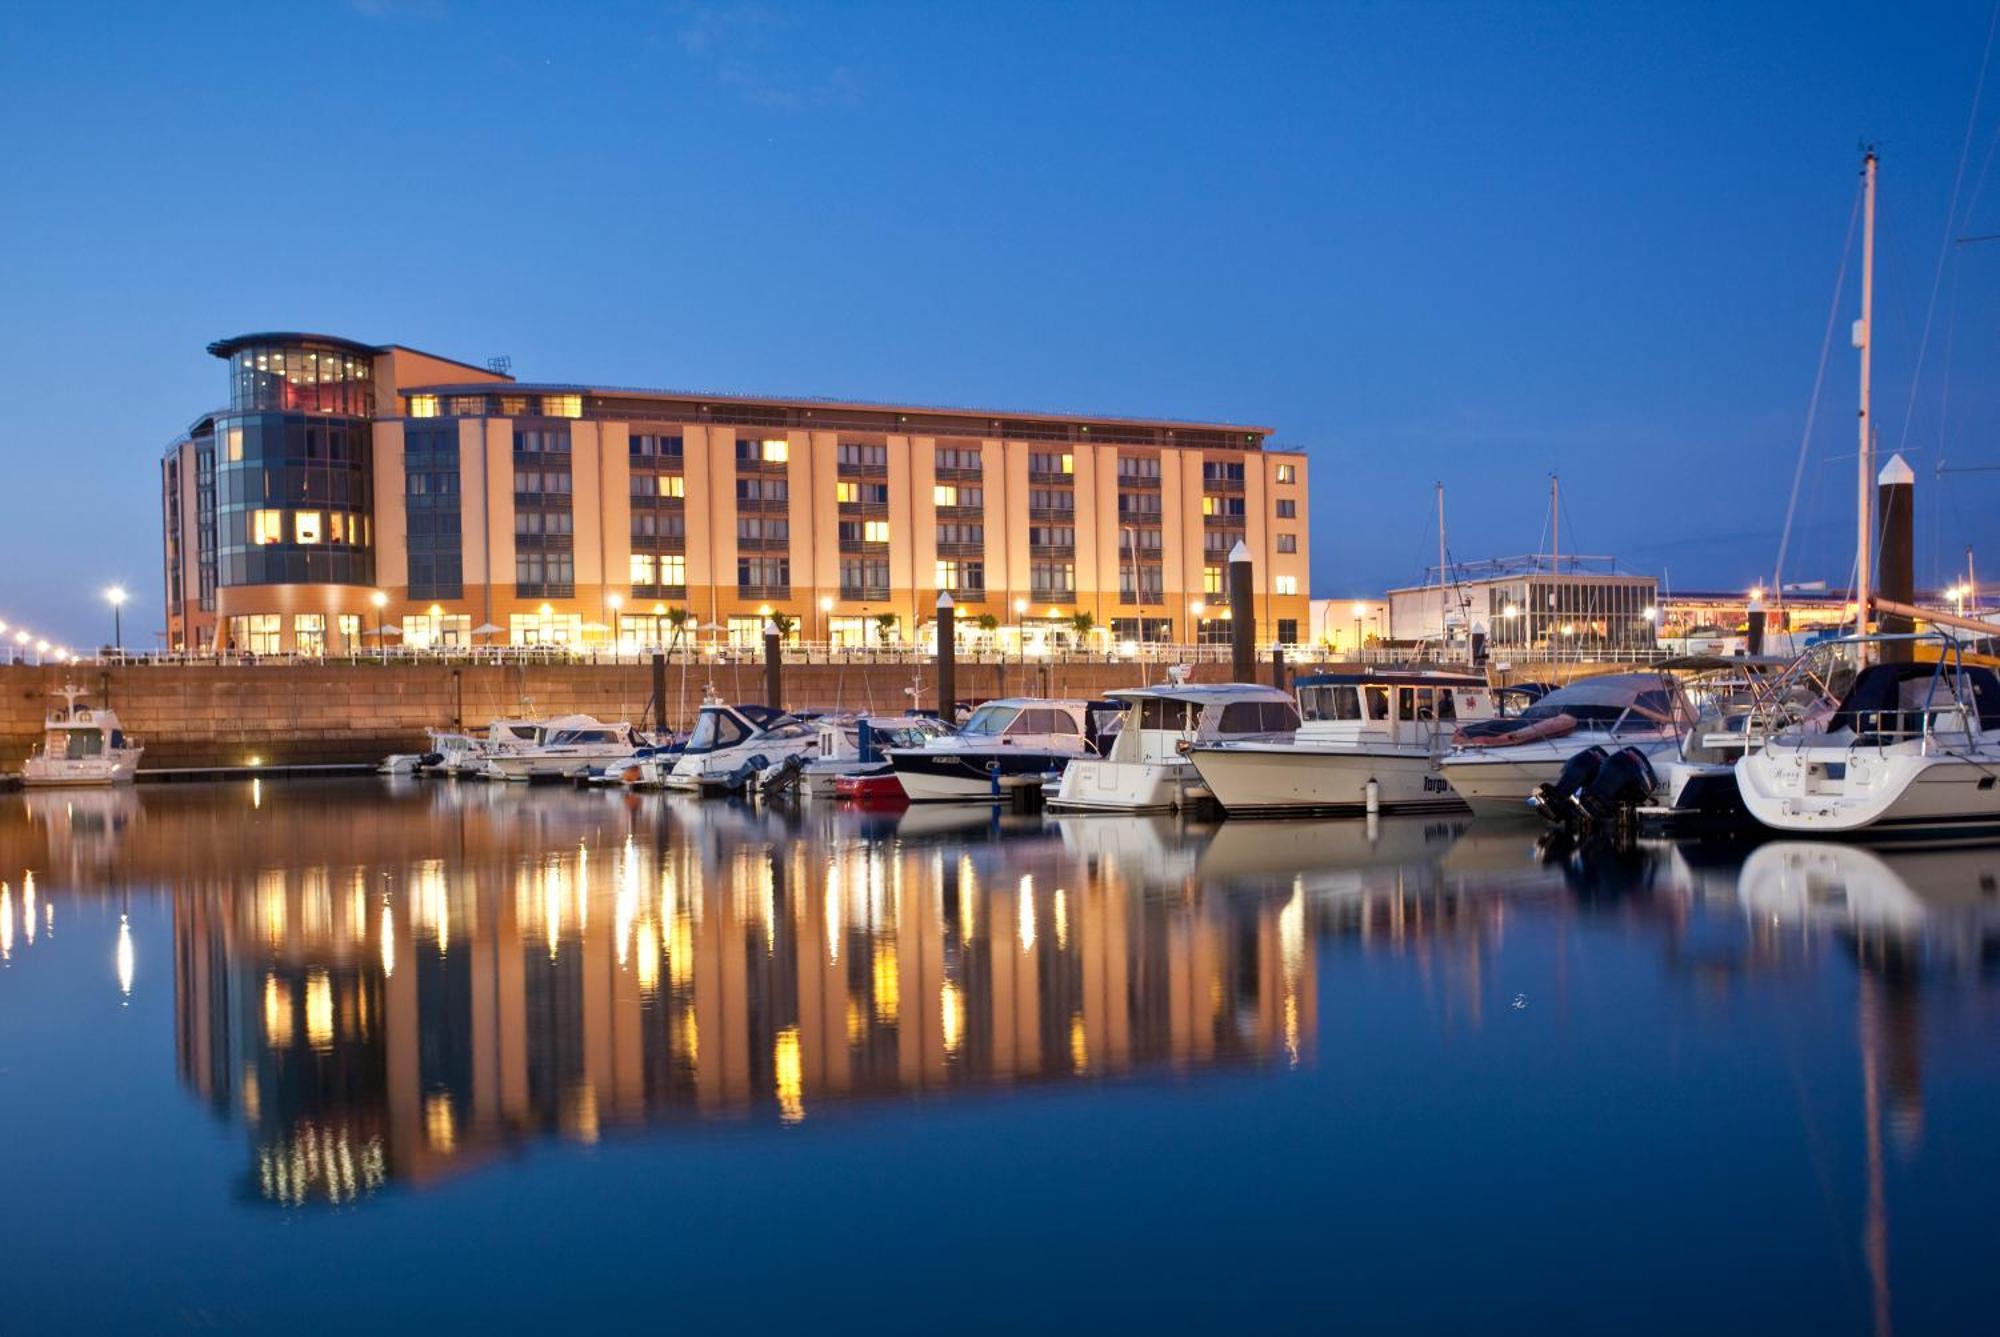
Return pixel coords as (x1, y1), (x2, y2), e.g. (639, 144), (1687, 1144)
(160, 333), (1311, 655)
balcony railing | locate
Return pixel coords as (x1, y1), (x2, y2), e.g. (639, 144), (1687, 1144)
(839, 585), (890, 602)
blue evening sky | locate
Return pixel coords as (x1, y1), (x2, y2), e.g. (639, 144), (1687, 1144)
(4, 0), (1999, 647)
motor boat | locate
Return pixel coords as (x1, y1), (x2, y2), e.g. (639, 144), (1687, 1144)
(423, 718), (546, 778)
(886, 698), (1103, 801)
(657, 697), (821, 794)
(1735, 633), (2000, 839)
(484, 715), (645, 782)
(800, 714), (955, 798)
(1054, 677), (1299, 812)
(21, 685), (143, 787)
(1189, 670), (1498, 816)
(1440, 672), (1694, 819)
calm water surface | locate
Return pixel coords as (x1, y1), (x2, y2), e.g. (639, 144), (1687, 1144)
(1, 779), (1997, 1334)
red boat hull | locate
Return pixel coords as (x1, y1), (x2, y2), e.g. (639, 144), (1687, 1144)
(835, 773), (909, 805)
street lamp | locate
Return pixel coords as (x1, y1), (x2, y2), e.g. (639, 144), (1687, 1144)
(819, 594), (834, 649)
(105, 586), (128, 651)
(370, 590), (388, 656)
(607, 593), (623, 650)
(1013, 596), (1029, 661)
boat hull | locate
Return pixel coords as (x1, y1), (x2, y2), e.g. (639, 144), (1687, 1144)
(487, 748), (638, 782)
(888, 748), (1075, 802)
(1737, 748), (2000, 838)
(21, 750), (143, 787)
(1189, 744), (1461, 816)
(1050, 759), (1202, 813)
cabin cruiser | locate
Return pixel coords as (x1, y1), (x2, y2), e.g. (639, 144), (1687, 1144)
(1189, 670), (1497, 816)
(1440, 672), (1694, 819)
(656, 698), (821, 794)
(886, 698), (1103, 801)
(484, 715), (644, 782)
(22, 686), (143, 787)
(1054, 678), (1299, 812)
(1735, 634), (2000, 839)
(426, 718), (546, 777)
(800, 714), (956, 798)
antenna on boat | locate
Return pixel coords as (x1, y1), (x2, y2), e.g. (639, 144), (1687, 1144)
(1856, 147), (1879, 663)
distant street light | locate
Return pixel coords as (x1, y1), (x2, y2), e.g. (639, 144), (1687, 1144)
(105, 586), (128, 651)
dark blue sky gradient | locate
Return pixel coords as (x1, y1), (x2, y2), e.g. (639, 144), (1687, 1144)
(5, 0), (2000, 646)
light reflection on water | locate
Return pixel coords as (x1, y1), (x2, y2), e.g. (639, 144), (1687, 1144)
(3, 779), (2000, 1332)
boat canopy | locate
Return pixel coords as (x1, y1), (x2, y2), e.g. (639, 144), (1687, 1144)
(684, 702), (803, 753)
(1827, 662), (2000, 734)
(1294, 671), (1486, 689)
(1490, 673), (1681, 729)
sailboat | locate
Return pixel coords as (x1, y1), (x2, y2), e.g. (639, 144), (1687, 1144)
(1738, 151), (2000, 838)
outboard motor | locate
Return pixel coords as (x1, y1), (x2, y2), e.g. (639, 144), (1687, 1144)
(1575, 746), (1657, 834)
(1528, 746), (1606, 825)
(757, 752), (808, 798)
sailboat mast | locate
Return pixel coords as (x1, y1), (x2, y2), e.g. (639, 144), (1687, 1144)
(1436, 481), (1447, 644)
(1550, 473), (1561, 574)
(1856, 149), (1878, 652)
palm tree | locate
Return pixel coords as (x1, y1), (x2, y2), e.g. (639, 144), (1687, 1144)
(769, 612), (797, 640)
(975, 612), (999, 654)
(1068, 611), (1095, 652)
(664, 606), (691, 657)
(873, 612), (899, 647)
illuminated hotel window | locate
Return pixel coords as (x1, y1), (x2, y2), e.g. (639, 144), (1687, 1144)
(1276, 533), (1297, 553)
(293, 614), (326, 655)
(251, 510), (284, 545)
(762, 439), (788, 463)
(408, 395), (440, 418)
(294, 511), (323, 544)
(1202, 496), (1217, 516)
(243, 614), (281, 654)
(661, 554), (686, 585)
(658, 475), (684, 498)
(835, 482), (858, 503)
(1204, 565), (1223, 595)
(227, 427), (244, 462)
(935, 560), (958, 589)
(863, 520), (890, 543)
(1276, 463), (1297, 484)
(1275, 575), (1299, 595)
(933, 485), (957, 506)
(630, 554), (657, 585)
(542, 394), (582, 418)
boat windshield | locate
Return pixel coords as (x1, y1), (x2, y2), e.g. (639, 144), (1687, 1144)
(1298, 685), (1364, 721)
(1215, 701), (1301, 734)
(959, 705), (1018, 738)
(685, 709), (752, 753)
(547, 729), (620, 746)
(50, 730), (105, 760)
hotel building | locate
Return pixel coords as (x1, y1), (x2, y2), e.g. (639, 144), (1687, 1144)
(160, 332), (1310, 654)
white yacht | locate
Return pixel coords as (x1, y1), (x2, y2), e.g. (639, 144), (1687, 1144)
(485, 715), (644, 782)
(1736, 635), (2000, 839)
(659, 699), (821, 794)
(427, 718), (545, 777)
(886, 698), (1101, 801)
(21, 686), (144, 787)
(1054, 678), (1299, 812)
(800, 714), (956, 798)
(1189, 670), (1497, 816)
(1440, 672), (1694, 818)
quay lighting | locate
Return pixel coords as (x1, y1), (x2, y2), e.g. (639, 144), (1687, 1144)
(1350, 602), (1367, 618)
(538, 603), (553, 617)
(819, 596), (834, 612)
(370, 590), (388, 609)
(1191, 601), (1206, 616)
(1641, 606), (1657, 621)
(1748, 586), (1765, 605)
(1013, 598), (1028, 615)
(1560, 624), (1575, 637)
(607, 594), (623, 611)
(1503, 604), (1520, 618)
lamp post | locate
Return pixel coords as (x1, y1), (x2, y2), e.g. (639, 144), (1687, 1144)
(370, 590), (388, 659)
(105, 586), (128, 652)
(608, 593), (624, 653)
(819, 594), (834, 652)
(1349, 600), (1365, 659)
(1014, 596), (1028, 666)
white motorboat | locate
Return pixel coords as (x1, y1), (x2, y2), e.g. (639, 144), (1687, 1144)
(886, 698), (1103, 801)
(799, 715), (956, 798)
(22, 686), (143, 787)
(440, 718), (546, 778)
(659, 698), (820, 794)
(1735, 635), (2000, 839)
(1439, 672), (1694, 818)
(1054, 678), (1299, 812)
(484, 715), (644, 782)
(1189, 670), (1498, 816)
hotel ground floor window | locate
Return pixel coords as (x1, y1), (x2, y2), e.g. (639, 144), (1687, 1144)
(1110, 618), (1174, 642)
(1196, 618), (1232, 646)
(228, 614), (282, 654)
(509, 612), (583, 646)
(1277, 618), (1300, 644)
(293, 614), (326, 656)
(827, 616), (871, 648)
(618, 614), (677, 647)
(726, 616), (768, 648)
(402, 614), (471, 649)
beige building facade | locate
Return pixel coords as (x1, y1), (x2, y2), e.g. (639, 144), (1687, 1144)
(162, 333), (1310, 654)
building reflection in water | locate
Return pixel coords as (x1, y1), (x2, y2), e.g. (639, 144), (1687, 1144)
(147, 785), (1323, 1205)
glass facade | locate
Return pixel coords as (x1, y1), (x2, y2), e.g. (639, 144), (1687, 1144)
(1484, 577), (1659, 651)
(225, 341), (374, 416)
(214, 411), (374, 587)
(405, 425), (462, 600)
